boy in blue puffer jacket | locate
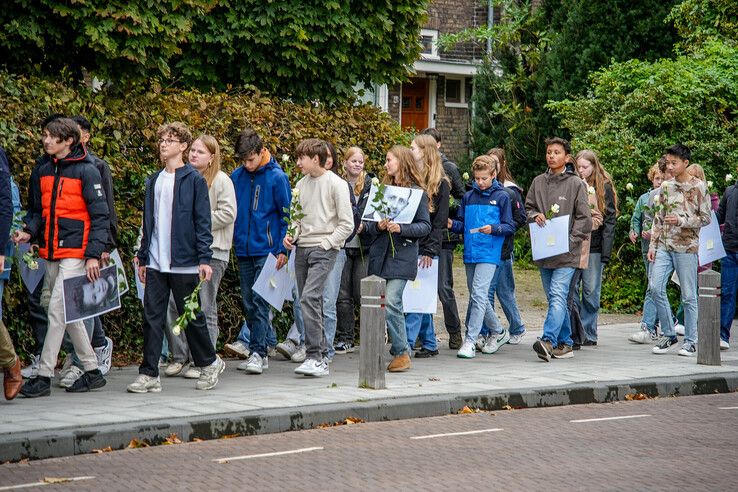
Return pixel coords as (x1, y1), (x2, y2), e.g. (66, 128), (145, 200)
(230, 129), (291, 375)
(448, 155), (515, 359)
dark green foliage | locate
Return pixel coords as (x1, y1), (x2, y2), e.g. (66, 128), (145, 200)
(0, 0), (428, 104)
(0, 72), (409, 360)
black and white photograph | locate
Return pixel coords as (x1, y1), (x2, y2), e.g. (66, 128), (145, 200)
(62, 264), (121, 324)
(361, 184), (423, 224)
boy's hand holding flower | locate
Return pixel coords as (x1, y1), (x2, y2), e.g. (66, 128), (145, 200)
(199, 264), (212, 281)
(283, 235), (295, 250)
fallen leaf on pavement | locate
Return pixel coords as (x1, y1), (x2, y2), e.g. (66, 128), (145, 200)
(43, 478), (71, 484)
(127, 438), (150, 449)
(625, 393), (650, 401)
(162, 434), (182, 445)
(502, 405), (513, 410)
(458, 406), (479, 414)
(221, 434), (240, 439)
(92, 446), (113, 454)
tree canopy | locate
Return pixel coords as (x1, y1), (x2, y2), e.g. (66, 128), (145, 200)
(0, 0), (428, 103)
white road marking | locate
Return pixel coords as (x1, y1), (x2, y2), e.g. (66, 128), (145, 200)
(570, 414), (651, 423)
(0, 476), (94, 491)
(719, 406), (738, 410)
(410, 428), (503, 440)
(214, 446), (324, 463)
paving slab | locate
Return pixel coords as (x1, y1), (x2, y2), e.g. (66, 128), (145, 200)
(1, 322), (736, 462)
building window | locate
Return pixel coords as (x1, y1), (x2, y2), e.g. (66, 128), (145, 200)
(420, 29), (439, 60)
(444, 77), (471, 108)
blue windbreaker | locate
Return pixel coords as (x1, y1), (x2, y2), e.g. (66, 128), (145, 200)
(450, 179), (515, 264)
(231, 156), (291, 258)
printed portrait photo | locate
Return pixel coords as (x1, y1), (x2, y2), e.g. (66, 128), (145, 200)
(62, 265), (121, 324)
(361, 184), (423, 224)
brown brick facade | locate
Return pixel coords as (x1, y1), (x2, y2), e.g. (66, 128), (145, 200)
(426, 0), (490, 62)
(434, 75), (471, 163)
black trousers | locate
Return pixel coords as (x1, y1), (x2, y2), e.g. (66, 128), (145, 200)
(567, 269), (586, 346)
(139, 269), (215, 377)
(28, 278), (48, 356)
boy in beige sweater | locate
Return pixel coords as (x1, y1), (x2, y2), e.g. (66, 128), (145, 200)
(284, 139), (353, 377)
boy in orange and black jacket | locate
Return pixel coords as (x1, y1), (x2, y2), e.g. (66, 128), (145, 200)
(16, 117), (109, 397)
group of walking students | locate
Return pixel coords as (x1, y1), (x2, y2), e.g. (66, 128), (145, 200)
(0, 113), (732, 402)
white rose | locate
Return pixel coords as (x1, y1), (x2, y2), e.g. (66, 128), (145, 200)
(626, 182), (634, 191)
(707, 180), (713, 189)
(551, 203), (560, 214)
(727, 174), (734, 182)
(371, 177), (380, 186)
(282, 154), (290, 162)
(653, 194), (661, 204)
(462, 172), (470, 181)
(587, 185), (595, 195)
(292, 188), (299, 197)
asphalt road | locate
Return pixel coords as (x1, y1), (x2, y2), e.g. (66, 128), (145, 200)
(2, 393), (737, 491)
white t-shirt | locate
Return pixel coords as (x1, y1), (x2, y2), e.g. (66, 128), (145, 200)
(148, 169), (199, 274)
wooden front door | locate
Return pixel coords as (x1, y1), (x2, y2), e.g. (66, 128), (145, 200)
(401, 78), (429, 131)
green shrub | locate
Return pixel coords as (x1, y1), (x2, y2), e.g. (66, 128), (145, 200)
(0, 72), (410, 360)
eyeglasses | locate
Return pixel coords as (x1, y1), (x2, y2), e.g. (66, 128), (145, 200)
(159, 138), (181, 145)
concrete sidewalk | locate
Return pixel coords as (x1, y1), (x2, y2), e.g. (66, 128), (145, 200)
(2, 323), (737, 462)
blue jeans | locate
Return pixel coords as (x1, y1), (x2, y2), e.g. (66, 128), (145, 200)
(405, 313), (437, 352)
(385, 279), (409, 356)
(719, 252), (738, 343)
(235, 319), (278, 348)
(464, 263), (499, 343)
(649, 250), (698, 345)
(323, 249), (346, 358)
(238, 256), (272, 358)
(540, 267), (575, 347)
(640, 253), (658, 331)
(578, 253), (603, 342)
(485, 257), (525, 337)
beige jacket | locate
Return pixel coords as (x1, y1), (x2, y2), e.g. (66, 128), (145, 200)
(209, 171), (237, 261)
(579, 184), (603, 269)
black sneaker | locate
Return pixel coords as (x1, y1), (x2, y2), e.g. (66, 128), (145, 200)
(652, 336), (679, 354)
(66, 369), (106, 393)
(448, 332), (462, 350)
(582, 340), (597, 346)
(20, 376), (51, 398)
(415, 347), (439, 358)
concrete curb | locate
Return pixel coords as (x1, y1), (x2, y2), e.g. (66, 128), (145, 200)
(4, 371), (737, 462)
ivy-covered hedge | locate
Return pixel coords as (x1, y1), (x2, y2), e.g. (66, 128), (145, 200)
(0, 73), (409, 360)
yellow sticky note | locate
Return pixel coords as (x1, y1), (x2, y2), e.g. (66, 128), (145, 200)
(410, 280), (421, 289)
(546, 235), (556, 246)
(706, 240), (714, 250)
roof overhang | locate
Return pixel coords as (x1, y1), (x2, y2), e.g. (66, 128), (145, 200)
(412, 59), (479, 76)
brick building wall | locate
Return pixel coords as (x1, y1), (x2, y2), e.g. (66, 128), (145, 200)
(434, 75), (470, 163)
(426, 0), (488, 62)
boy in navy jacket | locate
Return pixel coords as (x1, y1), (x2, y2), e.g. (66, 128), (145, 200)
(448, 155), (514, 358)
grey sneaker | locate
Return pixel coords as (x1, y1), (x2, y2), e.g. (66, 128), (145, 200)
(183, 366), (201, 379)
(58, 355), (74, 381)
(276, 339), (298, 360)
(475, 335), (486, 351)
(164, 361), (188, 377)
(629, 325), (658, 344)
(224, 340), (250, 359)
(508, 330), (526, 345)
(21, 354), (40, 379)
(58, 365), (84, 388)
(127, 374), (162, 393)
(267, 346), (279, 358)
(291, 345), (307, 363)
(242, 353), (267, 374)
(94, 336), (114, 375)
(196, 356), (225, 390)
(482, 329), (510, 354)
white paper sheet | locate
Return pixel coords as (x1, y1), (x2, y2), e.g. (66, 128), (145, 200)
(698, 211), (726, 266)
(109, 249), (129, 295)
(402, 257), (439, 314)
(16, 243), (46, 293)
(252, 253), (293, 311)
(529, 215), (570, 261)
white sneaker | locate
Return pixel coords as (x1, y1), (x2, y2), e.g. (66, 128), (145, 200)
(720, 340), (730, 350)
(196, 356), (225, 390)
(276, 339), (298, 360)
(94, 336), (113, 375)
(291, 345), (307, 363)
(242, 353), (268, 374)
(127, 374), (162, 393)
(674, 323), (685, 336)
(677, 343), (696, 357)
(224, 340), (250, 359)
(508, 330), (526, 345)
(457, 340), (476, 359)
(294, 358), (329, 377)
(58, 355), (74, 380)
(164, 361), (187, 377)
(475, 335), (486, 351)
(183, 366), (201, 379)
(58, 366), (84, 388)
(629, 326), (659, 344)
(267, 346), (279, 358)
(21, 354), (40, 379)
(482, 329), (510, 354)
